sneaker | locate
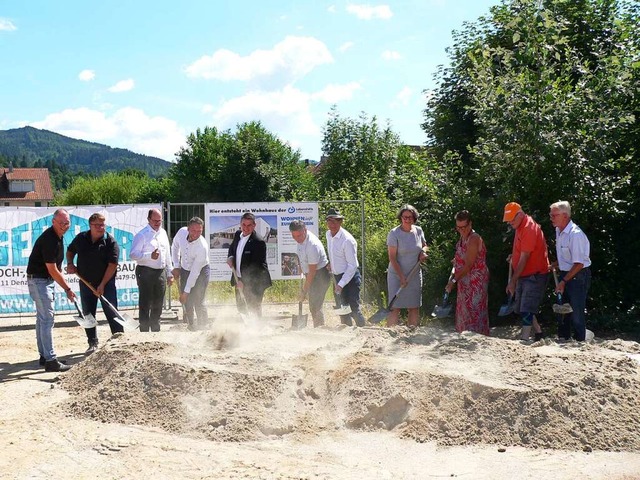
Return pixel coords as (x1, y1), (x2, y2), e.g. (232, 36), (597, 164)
(39, 356), (67, 366)
(85, 343), (98, 355)
(44, 359), (72, 372)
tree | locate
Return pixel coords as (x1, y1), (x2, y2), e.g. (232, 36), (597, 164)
(422, 0), (640, 326)
(55, 172), (157, 206)
(171, 122), (316, 202)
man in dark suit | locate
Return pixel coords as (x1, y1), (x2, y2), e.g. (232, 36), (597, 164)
(227, 212), (272, 317)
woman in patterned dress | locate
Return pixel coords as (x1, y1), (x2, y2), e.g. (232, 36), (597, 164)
(445, 210), (490, 335)
(386, 205), (428, 327)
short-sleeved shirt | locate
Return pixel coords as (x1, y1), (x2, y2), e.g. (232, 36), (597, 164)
(512, 214), (549, 277)
(27, 227), (63, 277)
(296, 231), (328, 274)
(556, 220), (591, 271)
(68, 230), (119, 285)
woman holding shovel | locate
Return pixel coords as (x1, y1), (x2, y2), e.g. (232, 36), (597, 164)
(445, 210), (490, 335)
(386, 205), (428, 327)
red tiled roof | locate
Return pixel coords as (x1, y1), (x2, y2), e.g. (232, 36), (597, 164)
(0, 168), (54, 201)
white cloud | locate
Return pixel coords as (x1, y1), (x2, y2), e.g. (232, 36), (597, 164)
(78, 70), (95, 81)
(0, 18), (17, 31)
(312, 82), (361, 103)
(184, 36), (333, 85)
(381, 50), (401, 61)
(327, 5), (336, 13)
(211, 86), (320, 149)
(338, 41), (354, 53)
(31, 107), (184, 161)
(201, 104), (214, 114)
(393, 86), (412, 106)
(107, 78), (135, 93)
(346, 4), (393, 20)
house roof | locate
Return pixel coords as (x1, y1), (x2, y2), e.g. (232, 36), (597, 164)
(0, 168), (54, 201)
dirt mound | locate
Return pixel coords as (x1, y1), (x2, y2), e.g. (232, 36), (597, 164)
(61, 325), (640, 451)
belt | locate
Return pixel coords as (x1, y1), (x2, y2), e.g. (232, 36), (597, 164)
(27, 274), (53, 280)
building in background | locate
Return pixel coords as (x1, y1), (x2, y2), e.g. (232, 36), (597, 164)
(0, 166), (54, 207)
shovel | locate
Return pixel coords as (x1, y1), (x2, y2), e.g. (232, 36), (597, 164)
(432, 267), (455, 318)
(368, 259), (422, 324)
(331, 273), (351, 316)
(551, 268), (573, 315)
(291, 266), (308, 329)
(72, 298), (97, 328)
(231, 269), (249, 326)
(498, 262), (515, 317)
(77, 275), (139, 331)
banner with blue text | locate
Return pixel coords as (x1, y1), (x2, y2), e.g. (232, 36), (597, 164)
(0, 204), (159, 315)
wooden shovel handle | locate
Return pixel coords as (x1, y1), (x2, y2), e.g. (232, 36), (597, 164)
(77, 274), (100, 296)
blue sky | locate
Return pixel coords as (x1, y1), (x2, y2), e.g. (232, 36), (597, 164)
(0, 1), (499, 162)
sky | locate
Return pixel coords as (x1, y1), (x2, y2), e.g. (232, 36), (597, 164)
(0, 0), (500, 162)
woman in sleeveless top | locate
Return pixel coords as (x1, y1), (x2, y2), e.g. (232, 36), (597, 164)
(445, 210), (490, 335)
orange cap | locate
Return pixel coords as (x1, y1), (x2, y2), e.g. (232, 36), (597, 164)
(503, 202), (522, 222)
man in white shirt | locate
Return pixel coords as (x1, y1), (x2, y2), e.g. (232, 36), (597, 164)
(289, 220), (331, 327)
(550, 201), (592, 341)
(172, 217), (210, 331)
(130, 208), (174, 332)
(325, 208), (365, 327)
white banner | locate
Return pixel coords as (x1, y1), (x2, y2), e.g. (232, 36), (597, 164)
(0, 204), (159, 314)
(205, 202), (319, 281)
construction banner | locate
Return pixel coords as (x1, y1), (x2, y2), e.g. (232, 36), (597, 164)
(205, 202), (319, 281)
(0, 204), (159, 315)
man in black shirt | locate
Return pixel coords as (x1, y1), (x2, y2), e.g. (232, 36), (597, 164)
(26, 209), (76, 372)
(66, 213), (120, 354)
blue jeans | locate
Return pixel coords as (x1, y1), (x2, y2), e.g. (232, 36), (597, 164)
(334, 270), (365, 327)
(558, 268), (591, 341)
(28, 278), (57, 361)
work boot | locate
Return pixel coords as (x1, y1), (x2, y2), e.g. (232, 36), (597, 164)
(44, 359), (72, 372)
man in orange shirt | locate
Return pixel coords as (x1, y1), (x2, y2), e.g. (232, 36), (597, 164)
(503, 202), (550, 342)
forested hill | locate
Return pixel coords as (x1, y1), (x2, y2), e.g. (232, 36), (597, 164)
(0, 127), (172, 179)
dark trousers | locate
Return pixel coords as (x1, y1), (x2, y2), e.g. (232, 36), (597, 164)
(80, 280), (122, 344)
(136, 265), (166, 332)
(308, 266), (331, 327)
(180, 266), (210, 329)
(235, 279), (265, 317)
(334, 270), (365, 327)
(558, 268), (591, 341)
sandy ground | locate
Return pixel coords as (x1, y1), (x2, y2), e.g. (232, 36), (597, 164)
(2, 304), (640, 480)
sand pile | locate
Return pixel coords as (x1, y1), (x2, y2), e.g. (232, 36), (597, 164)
(61, 324), (640, 452)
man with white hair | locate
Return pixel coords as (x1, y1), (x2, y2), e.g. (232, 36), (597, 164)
(549, 201), (591, 341)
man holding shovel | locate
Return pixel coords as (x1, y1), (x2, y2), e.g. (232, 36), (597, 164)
(550, 201), (591, 341)
(326, 208), (366, 327)
(503, 202), (549, 342)
(66, 213), (120, 354)
(172, 217), (210, 331)
(289, 220), (331, 327)
(27, 208), (77, 372)
(227, 212), (272, 318)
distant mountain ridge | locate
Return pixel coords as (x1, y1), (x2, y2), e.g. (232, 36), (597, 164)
(0, 126), (172, 177)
